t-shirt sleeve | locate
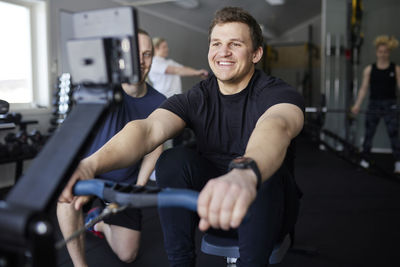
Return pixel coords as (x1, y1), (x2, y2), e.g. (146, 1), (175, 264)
(159, 93), (191, 123)
(260, 78), (305, 115)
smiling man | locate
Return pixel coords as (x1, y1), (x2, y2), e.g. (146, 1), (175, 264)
(57, 29), (166, 267)
(60, 7), (305, 267)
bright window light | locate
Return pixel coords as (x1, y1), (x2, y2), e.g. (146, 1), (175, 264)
(0, 1), (33, 104)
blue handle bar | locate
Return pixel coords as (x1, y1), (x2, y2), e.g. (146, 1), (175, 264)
(158, 188), (198, 212)
(73, 179), (110, 199)
(73, 179), (198, 212)
(73, 179), (248, 222)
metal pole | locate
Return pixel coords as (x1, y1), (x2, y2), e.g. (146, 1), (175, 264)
(307, 24), (313, 107)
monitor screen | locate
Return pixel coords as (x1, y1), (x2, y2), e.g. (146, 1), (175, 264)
(66, 7), (140, 85)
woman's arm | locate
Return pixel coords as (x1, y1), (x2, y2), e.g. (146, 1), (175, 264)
(165, 65), (208, 78)
(351, 65), (372, 114)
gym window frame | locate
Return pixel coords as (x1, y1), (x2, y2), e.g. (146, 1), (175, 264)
(0, 0), (50, 111)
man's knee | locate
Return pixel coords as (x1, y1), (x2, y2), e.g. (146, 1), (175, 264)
(109, 225), (141, 263)
(115, 248), (139, 263)
(157, 146), (192, 167)
(111, 233), (140, 263)
(155, 146), (195, 187)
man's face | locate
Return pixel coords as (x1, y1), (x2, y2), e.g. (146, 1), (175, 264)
(376, 44), (390, 62)
(208, 22), (262, 88)
(138, 33), (153, 83)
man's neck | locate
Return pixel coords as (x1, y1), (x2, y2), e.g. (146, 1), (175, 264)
(217, 69), (255, 95)
(121, 82), (147, 98)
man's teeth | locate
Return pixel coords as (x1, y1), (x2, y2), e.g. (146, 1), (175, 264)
(218, 61), (233, 65)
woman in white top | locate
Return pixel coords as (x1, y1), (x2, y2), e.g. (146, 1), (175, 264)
(149, 37), (209, 98)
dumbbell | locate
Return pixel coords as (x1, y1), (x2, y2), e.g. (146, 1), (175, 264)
(4, 132), (22, 158)
(28, 129), (47, 154)
(15, 130), (34, 156)
(50, 116), (65, 126)
(4, 112), (22, 124)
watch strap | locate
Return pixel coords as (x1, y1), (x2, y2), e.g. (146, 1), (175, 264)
(228, 157), (262, 190)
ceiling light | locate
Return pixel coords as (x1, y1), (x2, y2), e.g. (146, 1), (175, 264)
(265, 0), (285, 5)
(174, 0), (199, 9)
(112, 0), (198, 8)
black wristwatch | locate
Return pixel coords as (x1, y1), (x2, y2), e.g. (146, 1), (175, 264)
(228, 157), (262, 190)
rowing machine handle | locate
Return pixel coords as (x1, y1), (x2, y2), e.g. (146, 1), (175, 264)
(73, 179), (247, 221)
(73, 179), (198, 212)
(73, 179), (109, 199)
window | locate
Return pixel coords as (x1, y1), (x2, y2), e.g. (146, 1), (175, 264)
(0, 1), (32, 103)
(0, 0), (49, 109)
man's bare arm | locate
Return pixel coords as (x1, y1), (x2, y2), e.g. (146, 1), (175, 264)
(59, 108), (185, 205)
(244, 103), (304, 183)
(136, 144), (164, 186)
(198, 103), (304, 230)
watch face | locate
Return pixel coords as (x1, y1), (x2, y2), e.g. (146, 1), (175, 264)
(232, 157), (252, 164)
(229, 157), (261, 189)
(231, 157), (254, 169)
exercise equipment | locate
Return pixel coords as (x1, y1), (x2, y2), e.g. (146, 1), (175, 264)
(305, 105), (400, 115)
(201, 232), (291, 266)
(323, 0), (364, 145)
(73, 179), (198, 211)
(303, 103), (400, 181)
(28, 130), (47, 154)
(304, 90), (400, 130)
(64, 179), (291, 266)
(0, 100), (9, 115)
(0, 7), (143, 266)
(265, 25), (319, 107)
(54, 179), (197, 249)
(0, 108), (46, 182)
(4, 132), (22, 157)
(49, 73), (74, 133)
(345, 0), (364, 143)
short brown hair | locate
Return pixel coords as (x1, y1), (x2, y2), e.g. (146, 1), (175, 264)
(208, 7), (263, 51)
(138, 28), (154, 54)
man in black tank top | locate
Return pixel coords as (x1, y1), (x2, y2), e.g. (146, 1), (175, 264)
(351, 35), (400, 173)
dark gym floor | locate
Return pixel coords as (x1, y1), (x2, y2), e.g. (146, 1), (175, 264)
(3, 133), (400, 266)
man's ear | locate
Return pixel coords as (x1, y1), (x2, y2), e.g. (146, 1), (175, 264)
(252, 46), (264, 64)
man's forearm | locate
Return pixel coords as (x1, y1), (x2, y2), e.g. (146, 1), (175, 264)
(91, 120), (158, 175)
(244, 116), (291, 182)
(136, 145), (164, 186)
(244, 104), (304, 183)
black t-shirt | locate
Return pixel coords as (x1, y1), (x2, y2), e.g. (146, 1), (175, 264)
(160, 69), (305, 172)
(370, 62), (397, 100)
